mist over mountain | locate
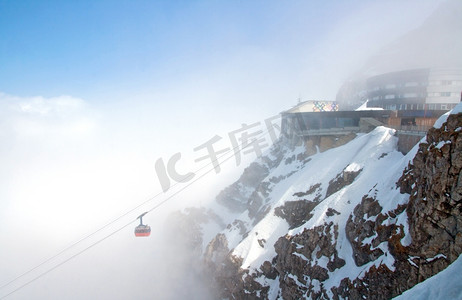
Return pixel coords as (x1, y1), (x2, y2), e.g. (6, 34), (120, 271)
(336, 0), (462, 110)
(356, 0), (462, 77)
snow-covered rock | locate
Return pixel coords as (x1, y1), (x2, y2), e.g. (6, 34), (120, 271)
(170, 103), (462, 299)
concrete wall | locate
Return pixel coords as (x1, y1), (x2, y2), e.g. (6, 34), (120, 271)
(302, 133), (357, 156)
(397, 133), (424, 154)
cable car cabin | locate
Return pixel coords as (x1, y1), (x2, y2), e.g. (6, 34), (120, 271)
(135, 224), (151, 237)
(135, 212), (151, 237)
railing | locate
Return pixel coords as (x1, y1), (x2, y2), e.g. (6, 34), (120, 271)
(296, 127), (361, 136)
(388, 125), (433, 137)
(293, 123), (434, 138)
(388, 125), (433, 132)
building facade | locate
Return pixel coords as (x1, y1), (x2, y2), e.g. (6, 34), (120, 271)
(366, 68), (462, 111)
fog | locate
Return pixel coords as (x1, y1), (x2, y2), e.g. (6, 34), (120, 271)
(0, 1), (457, 299)
(0, 93), (221, 299)
(357, 0), (462, 76)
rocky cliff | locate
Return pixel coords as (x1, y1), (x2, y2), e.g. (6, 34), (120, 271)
(168, 108), (462, 299)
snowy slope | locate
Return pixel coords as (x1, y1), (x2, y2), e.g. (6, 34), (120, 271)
(199, 103), (462, 299)
(233, 127), (405, 269)
(200, 125), (415, 298)
(236, 127), (413, 297)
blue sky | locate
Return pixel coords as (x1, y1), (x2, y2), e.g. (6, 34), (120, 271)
(1, 0), (439, 104)
(0, 0), (340, 99)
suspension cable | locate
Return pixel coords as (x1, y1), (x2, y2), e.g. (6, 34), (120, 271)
(0, 122), (279, 299)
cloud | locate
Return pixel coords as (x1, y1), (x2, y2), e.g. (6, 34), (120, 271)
(0, 92), (86, 115)
(0, 92), (216, 299)
(0, 92), (96, 139)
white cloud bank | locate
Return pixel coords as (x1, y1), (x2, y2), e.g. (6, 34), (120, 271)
(0, 93), (96, 139)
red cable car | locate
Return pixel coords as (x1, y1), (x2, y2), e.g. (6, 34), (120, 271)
(135, 212), (151, 237)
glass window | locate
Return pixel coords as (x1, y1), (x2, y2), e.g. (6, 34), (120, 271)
(403, 93), (417, 98)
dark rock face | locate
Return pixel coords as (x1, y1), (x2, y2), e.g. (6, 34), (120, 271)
(216, 162), (270, 212)
(331, 200), (410, 299)
(273, 184), (322, 229)
(204, 234), (272, 299)
(345, 196), (385, 266)
(216, 142), (290, 213)
(326, 208), (340, 217)
(216, 142), (306, 217)
(274, 223), (344, 299)
(204, 233), (230, 267)
(326, 168), (362, 199)
(405, 113), (462, 263)
(328, 113), (462, 299)
(334, 113), (462, 299)
(274, 199), (318, 229)
(203, 235), (267, 299)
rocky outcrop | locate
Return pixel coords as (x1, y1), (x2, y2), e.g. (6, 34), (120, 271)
(331, 200), (410, 299)
(274, 223), (345, 299)
(197, 112), (462, 300)
(216, 161), (271, 212)
(204, 234), (273, 299)
(274, 199), (318, 229)
(274, 184), (322, 229)
(326, 168), (362, 199)
(345, 196), (385, 266)
(401, 112), (462, 273)
(331, 112), (462, 299)
(216, 142), (308, 214)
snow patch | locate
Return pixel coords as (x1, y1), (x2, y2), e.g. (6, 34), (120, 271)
(345, 162), (362, 172)
(426, 254), (447, 262)
(433, 102), (462, 129)
(355, 100), (384, 111)
(292, 252), (309, 262)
